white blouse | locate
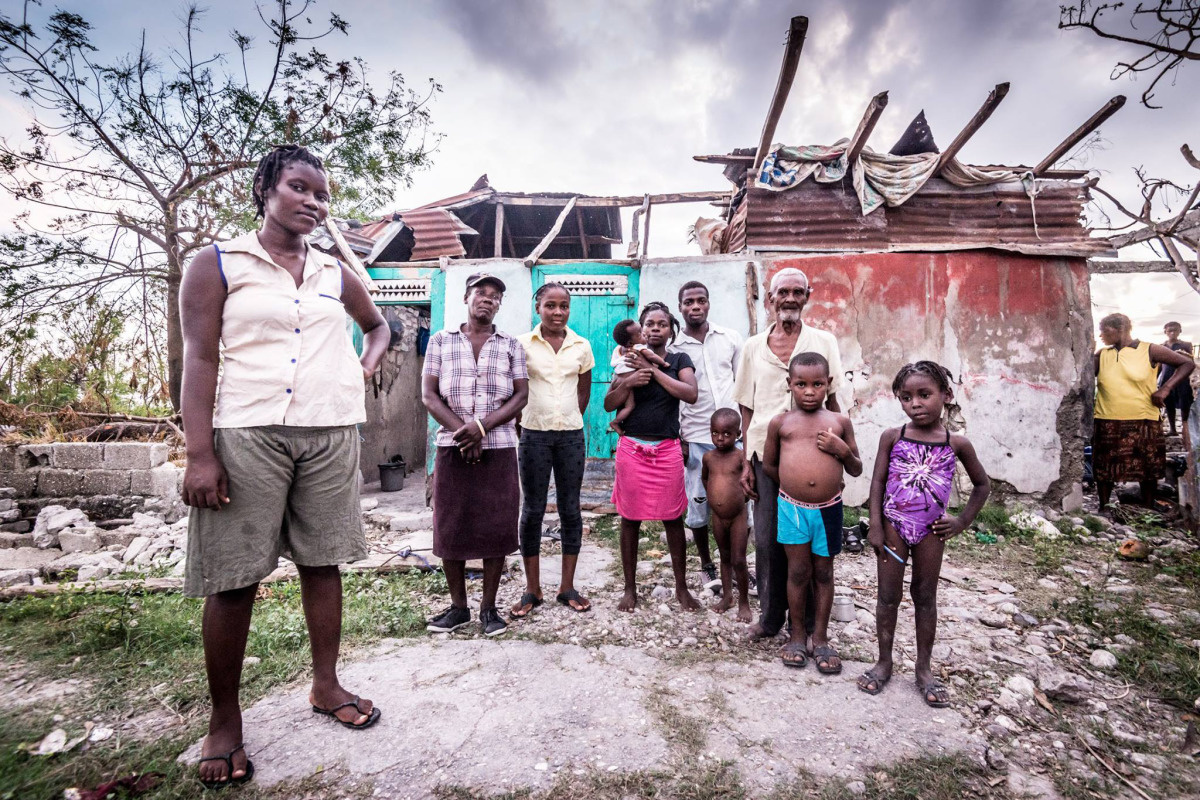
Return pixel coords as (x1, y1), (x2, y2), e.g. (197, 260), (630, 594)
(207, 231), (365, 428)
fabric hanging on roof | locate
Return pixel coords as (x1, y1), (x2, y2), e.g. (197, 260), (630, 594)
(757, 143), (1022, 215)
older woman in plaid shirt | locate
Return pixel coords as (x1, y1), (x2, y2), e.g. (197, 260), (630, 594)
(422, 273), (529, 637)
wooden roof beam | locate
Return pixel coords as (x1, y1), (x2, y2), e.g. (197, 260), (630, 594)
(1033, 95), (1126, 175)
(753, 16), (809, 171)
(524, 196), (577, 267)
(844, 91), (890, 164)
(935, 82), (1010, 174)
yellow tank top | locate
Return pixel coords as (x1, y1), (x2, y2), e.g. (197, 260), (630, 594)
(1094, 341), (1159, 421)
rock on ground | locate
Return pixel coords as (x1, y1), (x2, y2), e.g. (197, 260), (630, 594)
(179, 639), (979, 797)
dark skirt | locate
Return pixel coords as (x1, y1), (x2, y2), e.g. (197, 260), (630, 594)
(1092, 419), (1165, 483)
(432, 446), (519, 560)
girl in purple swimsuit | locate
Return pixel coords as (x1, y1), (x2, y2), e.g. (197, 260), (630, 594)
(858, 362), (991, 708)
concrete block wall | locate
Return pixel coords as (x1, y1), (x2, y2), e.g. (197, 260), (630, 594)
(0, 442), (184, 527)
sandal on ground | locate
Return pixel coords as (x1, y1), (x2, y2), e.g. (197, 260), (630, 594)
(918, 679), (951, 708)
(856, 670), (891, 696)
(311, 696), (381, 729)
(198, 743), (254, 790)
(510, 592), (543, 618)
(556, 589), (591, 612)
(780, 641), (808, 668)
(842, 525), (864, 554)
(812, 643), (843, 675)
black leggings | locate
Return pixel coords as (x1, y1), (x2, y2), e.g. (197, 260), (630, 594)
(518, 428), (586, 557)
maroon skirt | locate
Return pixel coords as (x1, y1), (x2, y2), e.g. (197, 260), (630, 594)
(1092, 419), (1165, 483)
(432, 446), (519, 560)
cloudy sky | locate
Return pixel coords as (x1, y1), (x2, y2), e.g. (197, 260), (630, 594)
(2, 0), (1197, 342)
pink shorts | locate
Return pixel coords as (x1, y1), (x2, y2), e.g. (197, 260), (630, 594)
(611, 436), (687, 521)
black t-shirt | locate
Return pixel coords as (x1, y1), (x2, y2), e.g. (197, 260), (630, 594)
(622, 351), (695, 441)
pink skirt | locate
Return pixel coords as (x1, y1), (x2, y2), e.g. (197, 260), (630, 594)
(612, 436), (687, 521)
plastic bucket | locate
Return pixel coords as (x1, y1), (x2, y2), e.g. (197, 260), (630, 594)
(379, 462), (406, 492)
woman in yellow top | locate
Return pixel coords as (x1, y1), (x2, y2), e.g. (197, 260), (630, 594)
(1093, 313), (1193, 510)
(512, 283), (595, 617)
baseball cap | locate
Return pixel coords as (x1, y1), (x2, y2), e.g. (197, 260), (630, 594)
(465, 272), (506, 292)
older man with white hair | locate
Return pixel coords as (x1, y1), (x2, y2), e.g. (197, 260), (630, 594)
(733, 267), (844, 640)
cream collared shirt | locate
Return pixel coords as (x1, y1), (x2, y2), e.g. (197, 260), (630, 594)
(517, 325), (595, 431)
(670, 323), (743, 444)
(209, 231), (365, 428)
(732, 322), (843, 460)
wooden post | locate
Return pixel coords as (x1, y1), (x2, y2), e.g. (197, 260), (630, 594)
(642, 200), (652, 257)
(844, 91), (890, 164)
(1033, 95), (1126, 175)
(323, 217), (378, 292)
(493, 201), (505, 258)
(745, 261), (759, 336)
(753, 16), (809, 171)
(574, 206), (590, 259)
(935, 82), (1010, 174)
(524, 196), (577, 267)
(627, 194), (649, 258)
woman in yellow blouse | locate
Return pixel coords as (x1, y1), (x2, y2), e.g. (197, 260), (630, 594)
(1093, 313), (1193, 510)
(512, 283), (595, 616)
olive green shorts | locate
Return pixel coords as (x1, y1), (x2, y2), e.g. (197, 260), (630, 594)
(184, 425), (366, 597)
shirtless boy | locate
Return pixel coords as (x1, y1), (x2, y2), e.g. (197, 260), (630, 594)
(764, 352), (862, 673)
(702, 408), (752, 622)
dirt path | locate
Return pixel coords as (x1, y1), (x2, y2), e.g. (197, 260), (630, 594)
(178, 638), (979, 798)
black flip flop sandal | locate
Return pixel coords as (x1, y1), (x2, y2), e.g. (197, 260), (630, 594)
(857, 670), (890, 696)
(842, 525), (865, 554)
(311, 696), (382, 729)
(556, 589), (591, 612)
(812, 643), (843, 675)
(511, 592), (543, 618)
(918, 680), (951, 708)
(780, 642), (808, 668)
(199, 743), (254, 790)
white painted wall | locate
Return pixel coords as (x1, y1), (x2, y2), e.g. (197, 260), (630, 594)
(636, 256), (767, 336)
(441, 260), (533, 335)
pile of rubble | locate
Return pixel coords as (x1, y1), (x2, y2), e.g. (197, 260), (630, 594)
(0, 502), (187, 588)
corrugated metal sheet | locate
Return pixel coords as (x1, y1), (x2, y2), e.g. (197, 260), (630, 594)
(399, 208), (477, 261)
(347, 210), (478, 262)
(743, 178), (1114, 257)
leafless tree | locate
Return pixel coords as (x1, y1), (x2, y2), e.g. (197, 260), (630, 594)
(1090, 144), (1200, 292)
(1060, 0), (1200, 108)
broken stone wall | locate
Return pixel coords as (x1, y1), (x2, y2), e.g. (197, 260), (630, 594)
(0, 442), (184, 530)
(361, 304), (428, 483)
(762, 251), (1093, 509)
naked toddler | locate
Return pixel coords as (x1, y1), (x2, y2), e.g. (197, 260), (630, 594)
(702, 408), (752, 622)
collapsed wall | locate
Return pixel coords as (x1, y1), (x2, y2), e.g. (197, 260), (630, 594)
(0, 442), (184, 530)
(763, 251), (1093, 510)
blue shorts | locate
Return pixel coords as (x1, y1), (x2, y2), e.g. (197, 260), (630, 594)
(776, 492), (843, 557)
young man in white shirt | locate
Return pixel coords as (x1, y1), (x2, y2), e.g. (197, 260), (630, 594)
(670, 281), (743, 591)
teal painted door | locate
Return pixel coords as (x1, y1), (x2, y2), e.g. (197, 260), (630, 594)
(531, 265), (639, 458)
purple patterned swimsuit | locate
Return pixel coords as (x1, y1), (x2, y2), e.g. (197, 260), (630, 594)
(882, 425), (957, 546)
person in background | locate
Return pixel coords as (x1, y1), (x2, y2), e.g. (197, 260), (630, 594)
(512, 282), (595, 617)
(1160, 321), (1195, 437)
(1093, 313), (1193, 510)
(422, 273), (528, 637)
(671, 281), (743, 593)
(733, 268), (844, 641)
(180, 145), (389, 788)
